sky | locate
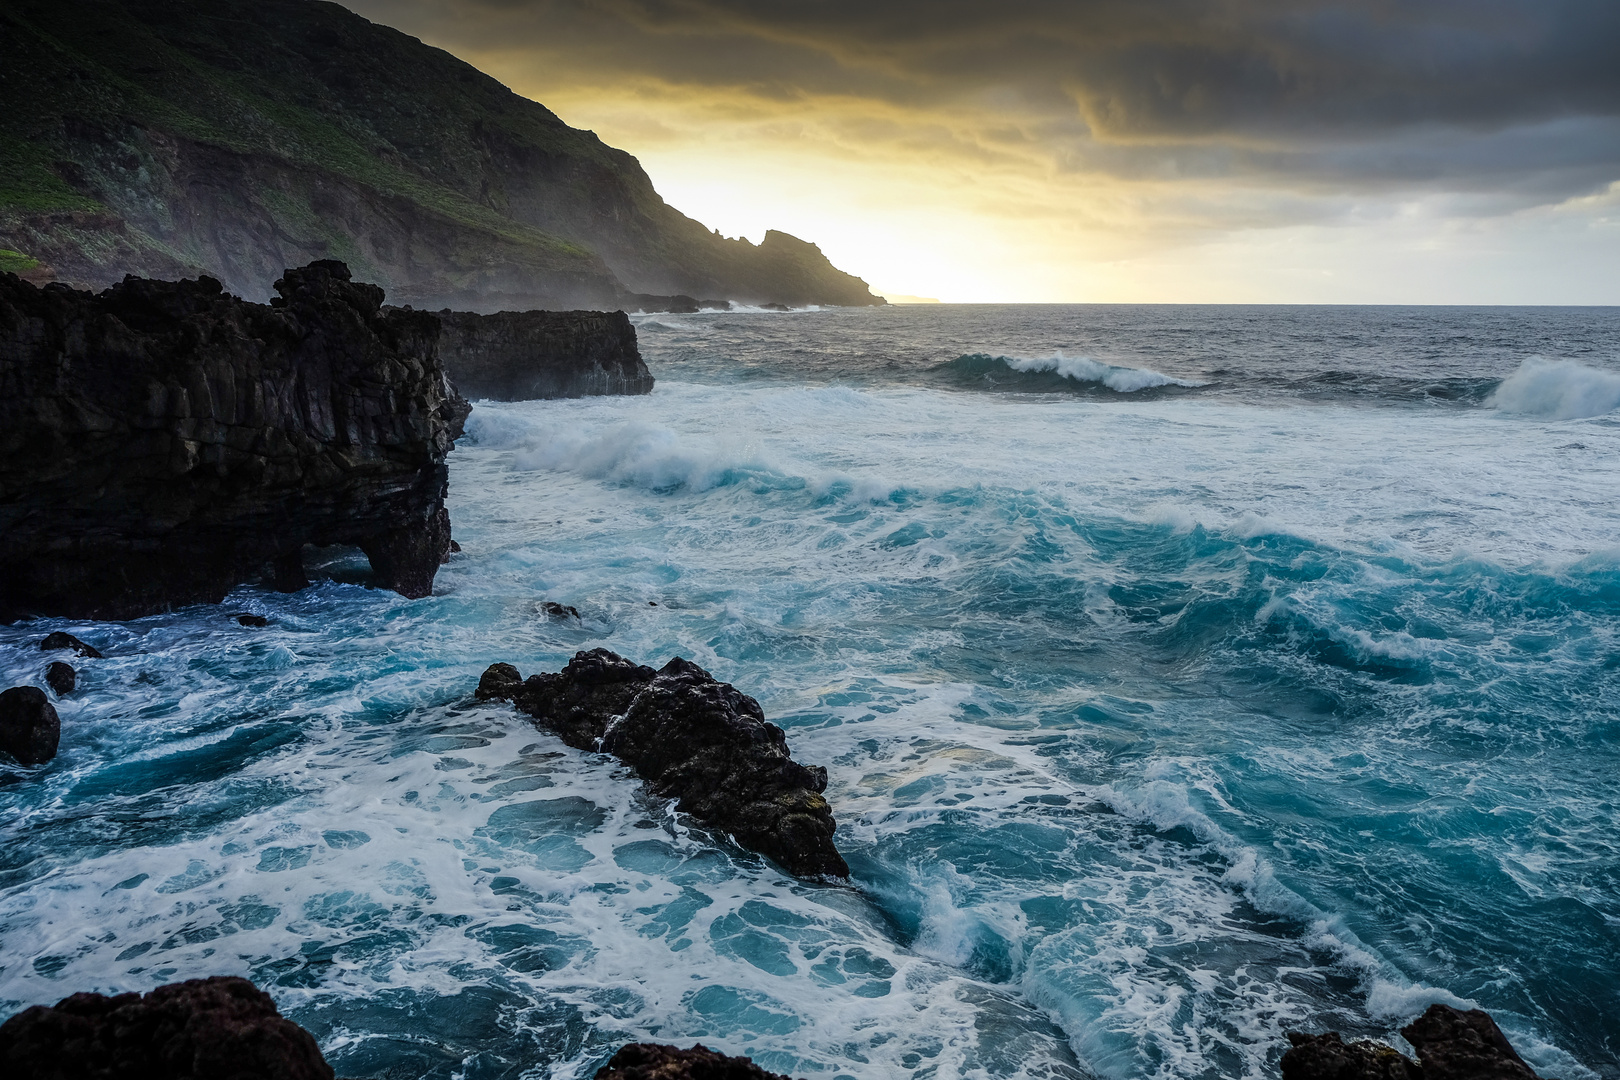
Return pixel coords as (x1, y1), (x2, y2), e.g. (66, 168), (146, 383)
(340, 0), (1620, 303)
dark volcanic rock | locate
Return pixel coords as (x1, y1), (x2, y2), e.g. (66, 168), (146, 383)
(41, 632), (102, 658)
(0, 686), (61, 765)
(0, 261), (469, 619)
(1402, 1004), (1541, 1080)
(437, 309), (652, 400)
(1281, 1033), (1421, 1080)
(1282, 1005), (1547, 1080)
(0, 975), (334, 1080)
(478, 649), (848, 878)
(236, 614), (269, 627)
(44, 662), (76, 695)
(596, 1042), (796, 1080)
(541, 601), (581, 620)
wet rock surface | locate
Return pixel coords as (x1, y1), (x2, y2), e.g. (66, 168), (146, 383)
(0, 975), (334, 1080)
(0, 261), (469, 619)
(595, 1042), (797, 1080)
(437, 308), (652, 400)
(41, 632), (102, 658)
(1281, 1005), (1547, 1080)
(0, 686), (60, 765)
(478, 649), (849, 878)
(44, 662), (76, 695)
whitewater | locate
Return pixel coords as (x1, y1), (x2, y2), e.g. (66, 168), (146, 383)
(2, 304), (1618, 1080)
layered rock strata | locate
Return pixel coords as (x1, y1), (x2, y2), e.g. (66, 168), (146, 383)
(437, 309), (653, 400)
(0, 976), (333, 1080)
(0, 261), (469, 619)
(477, 650), (848, 878)
(1282, 1004), (1545, 1080)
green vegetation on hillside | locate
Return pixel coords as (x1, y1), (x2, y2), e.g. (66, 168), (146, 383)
(0, 249), (41, 274)
(0, 0), (880, 307)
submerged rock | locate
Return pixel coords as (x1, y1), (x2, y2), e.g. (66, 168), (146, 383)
(596, 1043), (796, 1080)
(236, 613), (269, 627)
(541, 601), (581, 620)
(478, 649), (848, 878)
(0, 261), (469, 619)
(0, 686), (61, 765)
(437, 308), (653, 400)
(1281, 1005), (1545, 1080)
(0, 975), (333, 1080)
(44, 662), (75, 696)
(40, 632), (102, 658)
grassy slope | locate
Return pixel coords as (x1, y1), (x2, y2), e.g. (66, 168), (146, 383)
(0, 0), (880, 304)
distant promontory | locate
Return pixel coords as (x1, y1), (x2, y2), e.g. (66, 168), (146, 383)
(0, 0), (884, 311)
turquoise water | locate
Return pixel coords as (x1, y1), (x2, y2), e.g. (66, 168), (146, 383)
(2, 306), (1618, 1079)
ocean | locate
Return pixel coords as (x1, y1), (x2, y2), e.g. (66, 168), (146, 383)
(3, 304), (1618, 1080)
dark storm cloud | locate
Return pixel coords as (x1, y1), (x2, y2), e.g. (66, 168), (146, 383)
(344, 0), (1620, 198)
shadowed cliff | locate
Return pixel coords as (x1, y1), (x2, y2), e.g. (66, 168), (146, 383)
(0, 0), (884, 310)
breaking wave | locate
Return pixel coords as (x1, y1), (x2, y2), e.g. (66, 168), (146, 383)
(1489, 357), (1620, 419)
(938, 353), (1204, 394)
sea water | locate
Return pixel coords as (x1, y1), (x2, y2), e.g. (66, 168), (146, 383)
(2, 305), (1618, 1080)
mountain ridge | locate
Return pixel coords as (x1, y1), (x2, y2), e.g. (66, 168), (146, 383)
(0, 0), (884, 309)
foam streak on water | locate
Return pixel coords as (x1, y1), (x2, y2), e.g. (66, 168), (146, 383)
(3, 307), (1619, 1080)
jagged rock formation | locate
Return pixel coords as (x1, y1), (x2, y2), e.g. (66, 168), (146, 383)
(0, 976), (334, 1080)
(0, 261), (468, 619)
(1281, 1004), (1545, 1080)
(477, 650), (849, 878)
(596, 1043), (797, 1080)
(0, 686), (60, 765)
(0, 0), (884, 310)
(437, 309), (653, 400)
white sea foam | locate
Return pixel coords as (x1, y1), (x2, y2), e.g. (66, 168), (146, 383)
(6, 356), (1615, 1079)
(1489, 357), (1620, 419)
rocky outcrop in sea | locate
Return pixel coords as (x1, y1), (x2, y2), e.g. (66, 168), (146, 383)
(437, 308), (653, 400)
(0, 976), (333, 1080)
(477, 650), (849, 879)
(0, 260), (469, 620)
(1281, 1004), (1546, 1080)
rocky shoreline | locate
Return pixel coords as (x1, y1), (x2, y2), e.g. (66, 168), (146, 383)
(436, 308), (653, 400)
(0, 260), (467, 620)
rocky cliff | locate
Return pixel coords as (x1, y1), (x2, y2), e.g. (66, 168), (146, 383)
(0, 0), (883, 310)
(0, 260), (468, 620)
(438, 309), (652, 400)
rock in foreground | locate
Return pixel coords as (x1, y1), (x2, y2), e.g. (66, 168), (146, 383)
(0, 686), (60, 765)
(1282, 1004), (1544, 1080)
(478, 650), (848, 878)
(437, 309), (653, 400)
(0, 975), (333, 1080)
(0, 261), (469, 619)
(596, 1042), (797, 1080)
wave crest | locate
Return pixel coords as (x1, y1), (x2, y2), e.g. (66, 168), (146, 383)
(940, 352), (1203, 393)
(1489, 357), (1620, 420)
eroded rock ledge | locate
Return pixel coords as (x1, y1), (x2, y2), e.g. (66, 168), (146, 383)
(0, 976), (333, 1080)
(477, 649), (849, 879)
(1282, 1004), (1547, 1080)
(0, 260), (469, 619)
(436, 308), (653, 400)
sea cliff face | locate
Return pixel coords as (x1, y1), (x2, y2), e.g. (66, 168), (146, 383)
(0, 260), (468, 620)
(438, 309), (653, 400)
(0, 0), (884, 310)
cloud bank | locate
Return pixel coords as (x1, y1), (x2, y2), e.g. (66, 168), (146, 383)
(341, 0), (1620, 301)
